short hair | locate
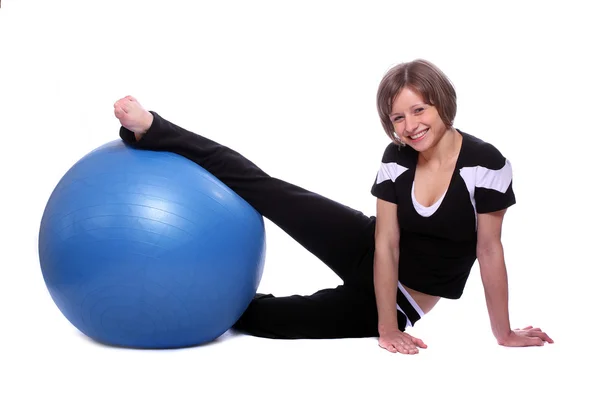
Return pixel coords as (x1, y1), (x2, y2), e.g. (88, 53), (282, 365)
(376, 59), (457, 144)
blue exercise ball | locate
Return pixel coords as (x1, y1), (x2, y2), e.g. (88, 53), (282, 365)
(38, 139), (266, 349)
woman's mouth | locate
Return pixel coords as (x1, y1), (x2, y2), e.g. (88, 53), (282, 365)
(409, 129), (428, 142)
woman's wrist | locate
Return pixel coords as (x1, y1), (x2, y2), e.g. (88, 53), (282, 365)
(378, 319), (399, 335)
(495, 329), (513, 344)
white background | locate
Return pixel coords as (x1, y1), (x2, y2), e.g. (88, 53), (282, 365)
(1, 0), (598, 398)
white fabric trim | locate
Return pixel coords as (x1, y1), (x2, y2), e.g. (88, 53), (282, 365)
(396, 304), (413, 328)
(459, 167), (478, 226)
(460, 160), (513, 193)
(398, 281), (425, 318)
(411, 182), (446, 217)
(481, 159), (512, 192)
(376, 162), (408, 185)
(459, 159), (513, 228)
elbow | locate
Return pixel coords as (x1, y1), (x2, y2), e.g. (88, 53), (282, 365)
(374, 234), (399, 259)
(373, 239), (400, 274)
(374, 232), (400, 262)
(374, 245), (399, 267)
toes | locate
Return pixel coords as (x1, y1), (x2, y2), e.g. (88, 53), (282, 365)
(118, 101), (131, 114)
(113, 102), (128, 113)
(114, 96), (135, 111)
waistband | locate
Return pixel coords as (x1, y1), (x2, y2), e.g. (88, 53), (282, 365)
(396, 281), (425, 328)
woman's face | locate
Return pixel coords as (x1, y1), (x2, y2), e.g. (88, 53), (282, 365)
(389, 87), (448, 152)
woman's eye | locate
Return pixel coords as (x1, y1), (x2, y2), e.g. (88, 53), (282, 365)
(415, 108), (424, 113)
(393, 116), (404, 122)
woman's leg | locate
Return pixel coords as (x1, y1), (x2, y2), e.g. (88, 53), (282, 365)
(233, 285), (383, 339)
(118, 105), (376, 282)
(233, 261), (411, 340)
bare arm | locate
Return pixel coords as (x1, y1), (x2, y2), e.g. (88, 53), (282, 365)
(476, 209), (511, 342)
(374, 198), (401, 335)
(477, 209), (553, 346)
(373, 199), (427, 354)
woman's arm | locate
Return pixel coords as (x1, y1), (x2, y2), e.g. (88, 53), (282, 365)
(374, 199), (427, 354)
(477, 209), (553, 346)
(476, 209), (511, 342)
(374, 199), (401, 334)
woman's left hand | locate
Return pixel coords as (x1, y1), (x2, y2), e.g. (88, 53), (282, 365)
(498, 326), (554, 347)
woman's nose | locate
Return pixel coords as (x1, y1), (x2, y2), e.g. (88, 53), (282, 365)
(404, 115), (419, 134)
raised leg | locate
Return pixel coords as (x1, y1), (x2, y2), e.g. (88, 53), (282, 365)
(117, 102), (376, 283)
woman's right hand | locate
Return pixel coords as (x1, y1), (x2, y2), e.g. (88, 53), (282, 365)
(378, 329), (427, 354)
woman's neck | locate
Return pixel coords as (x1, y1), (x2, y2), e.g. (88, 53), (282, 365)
(419, 127), (462, 167)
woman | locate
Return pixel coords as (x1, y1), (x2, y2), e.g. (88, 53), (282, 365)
(113, 59), (553, 354)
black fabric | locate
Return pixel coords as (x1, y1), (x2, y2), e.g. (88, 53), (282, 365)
(371, 130), (516, 299)
(119, 111), (417, 339)
(396, 289), (421, 325)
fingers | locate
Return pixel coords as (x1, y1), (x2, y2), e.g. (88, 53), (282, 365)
(515, 326), (533, 331)
(401, 338), (419, 354)
(518, 326), (554, 344)
(517, 335), (544, 347)
(391, 345), (418, 354)
(529, 330), (554, 344)
(520, 327), (542, 332)
(379, 338), (420, 355)
(411, 336), (428, 349)
(382, 344), (397, 353)
(381, 341), (430, 353)
(528, 337), (544, 346)
(398, 342), (419, 354)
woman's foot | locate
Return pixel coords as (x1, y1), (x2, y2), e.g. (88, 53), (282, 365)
(113, 95), (154, 141)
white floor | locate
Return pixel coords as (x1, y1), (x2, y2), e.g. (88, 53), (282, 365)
(3, 288), (593, 400)
(1, 1), (598, 399)
(3, 217), (596, 400)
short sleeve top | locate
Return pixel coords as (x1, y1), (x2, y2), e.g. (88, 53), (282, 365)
(371, 130), (516, 299)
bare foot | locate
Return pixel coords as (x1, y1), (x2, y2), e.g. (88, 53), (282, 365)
(113, 95), (154, 141)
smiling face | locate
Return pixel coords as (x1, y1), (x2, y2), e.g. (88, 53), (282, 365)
(390, 86), (449, 152)
(376, 59), (457, 146)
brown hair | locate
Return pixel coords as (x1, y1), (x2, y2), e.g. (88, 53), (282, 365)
(376, 59), (457, 144)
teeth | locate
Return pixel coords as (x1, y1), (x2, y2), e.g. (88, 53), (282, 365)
(410, 129), (428, 140)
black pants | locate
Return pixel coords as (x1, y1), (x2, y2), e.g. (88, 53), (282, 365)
(120, 111), (410, 339)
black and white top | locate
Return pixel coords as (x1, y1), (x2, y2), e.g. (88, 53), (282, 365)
(371, 130), (516, 299)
